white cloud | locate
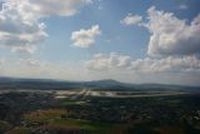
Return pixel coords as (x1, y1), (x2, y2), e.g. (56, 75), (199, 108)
(27, 0), (92, 17)
(11, 45), (37, 54)
(145, 6), (200, 57)
(86, 53), (200, 73)
(130, 56), (200, 73)
(18, 58), (41, 66)
(71, 25), (101, 48)
(0, 0), (92, 53)
(0, 1), (47, 53)
(86, 6), (200, 85)
(120, 13), (143, 25)
(117, 6), (200, 75)
(86, 53), (132, 70)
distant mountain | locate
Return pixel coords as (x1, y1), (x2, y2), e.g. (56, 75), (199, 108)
(0, 77), (129, 90)
(0, 77), (199, 92)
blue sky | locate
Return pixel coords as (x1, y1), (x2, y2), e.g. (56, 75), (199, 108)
(38, 0), (200, 61)
(0, 0), (200, 86)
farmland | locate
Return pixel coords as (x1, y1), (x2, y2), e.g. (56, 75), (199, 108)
(0, 78), (200, 134)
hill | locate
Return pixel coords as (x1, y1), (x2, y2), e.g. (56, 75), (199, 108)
(0, 77), (199, 92)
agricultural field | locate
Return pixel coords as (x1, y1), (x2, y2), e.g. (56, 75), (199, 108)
(0, 86), (200, 134)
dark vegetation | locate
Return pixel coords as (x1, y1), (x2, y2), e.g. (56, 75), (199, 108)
(0, 77), (200, 134)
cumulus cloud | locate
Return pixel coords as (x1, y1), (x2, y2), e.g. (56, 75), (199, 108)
(145, 6), (200, 57)
(130, 56), (200, 73)
(0, 1), (47, 53)
(0, 0), (92, 53)
(86, 53), (200, 73)
(86, 6), (200, 83)
(120, 13), (143, 25)
(71, 25), (101, 48)
(86, 53), (132, 70)
(121, 6), (200, 57)
(6, 0), (92, 18)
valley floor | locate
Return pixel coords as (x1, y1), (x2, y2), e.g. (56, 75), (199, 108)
(0, 89), (200, 134)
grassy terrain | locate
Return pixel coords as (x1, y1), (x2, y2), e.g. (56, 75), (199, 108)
(24, 109), (68, 124)
(23, 109), (120, 134)
(0, 120), (11, 133)
(48, 119), (116, 134)
(0, 91), (200, 134)
(5, 127), (31, 134)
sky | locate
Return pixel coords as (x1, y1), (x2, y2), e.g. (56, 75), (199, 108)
(0, 0), (200, 86)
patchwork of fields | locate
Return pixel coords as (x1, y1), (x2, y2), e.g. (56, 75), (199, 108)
(0, 88), (200, 134)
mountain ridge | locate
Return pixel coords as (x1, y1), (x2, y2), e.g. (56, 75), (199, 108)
(0, 76), (199, 91)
